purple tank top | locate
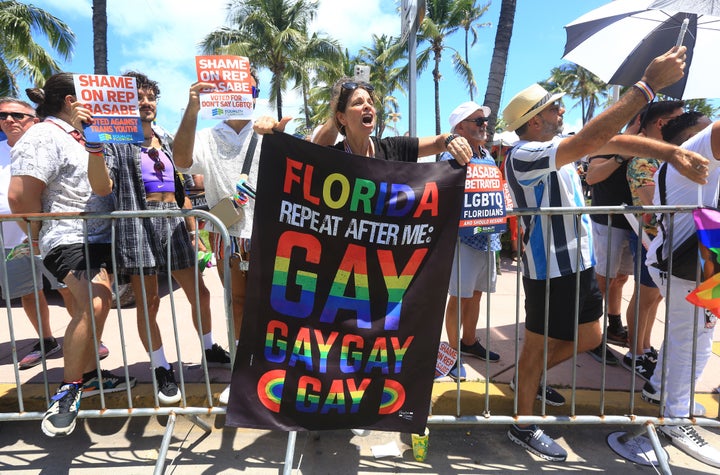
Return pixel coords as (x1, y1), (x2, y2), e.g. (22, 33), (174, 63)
(141, 147), (175, 194)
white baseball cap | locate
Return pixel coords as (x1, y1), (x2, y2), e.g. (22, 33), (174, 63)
(449, 101), (491, 133)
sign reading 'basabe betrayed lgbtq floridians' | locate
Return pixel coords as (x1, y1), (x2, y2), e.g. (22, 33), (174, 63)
(226, 133), (465, 433)
(73, 74), (143, 143)
(458, 159), (513, 236)
(195, 55), (254, 120)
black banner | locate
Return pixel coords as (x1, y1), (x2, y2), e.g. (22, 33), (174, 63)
(226, 133), (465, 433)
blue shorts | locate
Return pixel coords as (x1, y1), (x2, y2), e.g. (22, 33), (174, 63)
(628, 233), (657, 288)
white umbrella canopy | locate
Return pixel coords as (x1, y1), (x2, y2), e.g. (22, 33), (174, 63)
(563, 0), (720, 99)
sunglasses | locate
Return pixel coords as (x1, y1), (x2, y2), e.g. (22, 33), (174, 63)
(147, 147), (165, 172)
(463, 117), (489, 126)
(341, 81), (375, 93)
(252, 86), (260, 99)
(0, 111), (35, 121)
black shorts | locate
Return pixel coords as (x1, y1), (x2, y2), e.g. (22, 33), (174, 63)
(522, 268), (602, 341)
(43, 243), (113, 282)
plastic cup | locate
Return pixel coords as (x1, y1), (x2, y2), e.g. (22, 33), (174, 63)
(411, 427), (429, 462)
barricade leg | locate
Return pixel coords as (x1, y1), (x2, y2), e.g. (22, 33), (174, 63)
(154, 412), (177, 475)
(283, 430), (298, 475)
(606, 422), (669, 471)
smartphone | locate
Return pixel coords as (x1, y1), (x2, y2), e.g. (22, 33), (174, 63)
(354, 65), (370, 83)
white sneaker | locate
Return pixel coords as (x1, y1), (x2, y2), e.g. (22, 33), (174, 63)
(658, 425), (720, 468)
(218, 384), (230, 405)
(351, 429), (370, 437)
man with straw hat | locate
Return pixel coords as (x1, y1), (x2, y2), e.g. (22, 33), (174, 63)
(502, 45), (709, 462)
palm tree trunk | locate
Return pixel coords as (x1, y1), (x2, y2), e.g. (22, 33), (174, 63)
(92, 0), (108, 74)
(465, 29), (473, 101)
(434, 51), (442, 160)
(276, 85), (283, 121)
(483, 0), (516, 136)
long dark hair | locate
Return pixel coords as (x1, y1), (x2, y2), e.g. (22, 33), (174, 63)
(25, 72), (76, 119)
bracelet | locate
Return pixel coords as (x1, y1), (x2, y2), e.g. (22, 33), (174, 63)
(633, 81), (655, 102)
(444, 133), (458, 148)
(85, 142), (104, 154)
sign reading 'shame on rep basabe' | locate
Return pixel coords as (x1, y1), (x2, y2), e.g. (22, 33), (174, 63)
(226, 133), (465, 433)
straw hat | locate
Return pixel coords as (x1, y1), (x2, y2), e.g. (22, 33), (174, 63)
(449, 101), (491, 133)
(502, 84), (565, 132)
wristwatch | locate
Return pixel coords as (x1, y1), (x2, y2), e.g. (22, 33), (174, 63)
(614, 155), (625, 164)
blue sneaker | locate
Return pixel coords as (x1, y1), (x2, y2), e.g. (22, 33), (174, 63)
(448, 361), (466, 381)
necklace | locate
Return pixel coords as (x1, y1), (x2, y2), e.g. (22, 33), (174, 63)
(343, 138), (374, 157)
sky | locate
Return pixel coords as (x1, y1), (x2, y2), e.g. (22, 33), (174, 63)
(25, 0), (612, 138)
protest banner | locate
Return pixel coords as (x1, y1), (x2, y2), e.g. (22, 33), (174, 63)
(226, 133), (465, 433)
(458, 158), (512, 236)
(195, 55), (254, 120)
(73, 74), (142, 143)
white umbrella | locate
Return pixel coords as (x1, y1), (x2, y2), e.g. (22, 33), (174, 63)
(563, 0), (720, 99)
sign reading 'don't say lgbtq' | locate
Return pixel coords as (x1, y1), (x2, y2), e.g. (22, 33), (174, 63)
(73, 74), (142, 143)
(195, 55), (254, 120)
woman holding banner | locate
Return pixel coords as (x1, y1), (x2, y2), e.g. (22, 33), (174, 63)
(256, 77), (473, 165)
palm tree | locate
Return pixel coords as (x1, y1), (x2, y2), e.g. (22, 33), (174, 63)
(457, 0), (490, 101)
(546, 63), (609, 125)
(92, 0), (107, 74)
(289, 30), (342, 133)
(201, 0), (340, 120)
(417, 0), (477, 137)
(483, 0), (516, 135)
(0, 0), (75, 96)
(300, 48), (355, 134)
(357, 34), (406, 138)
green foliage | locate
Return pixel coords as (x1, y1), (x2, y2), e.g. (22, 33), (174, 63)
(0, 0), (75, 96)
(417, 0), (489, 135)
(545, 63), (609, 125)
(201, 0), (341, 120)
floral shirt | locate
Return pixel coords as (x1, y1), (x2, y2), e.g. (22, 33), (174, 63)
(11, 117), (114, 256)
(627, 156), (660, 238)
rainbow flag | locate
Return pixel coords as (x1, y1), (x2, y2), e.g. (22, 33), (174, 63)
(686, 272), (720, 315)
(693, 208), (720, 263)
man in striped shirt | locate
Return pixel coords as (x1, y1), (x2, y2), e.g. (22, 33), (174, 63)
(501, 46), (709, 462)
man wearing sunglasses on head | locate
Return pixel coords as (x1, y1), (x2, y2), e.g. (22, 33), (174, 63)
(81, 71), (231, 407)
(173, 68), (263, 405)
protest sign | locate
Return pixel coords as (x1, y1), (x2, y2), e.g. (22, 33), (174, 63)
(195, 55), (254, 120)
(458, 157), (511, 236)
(73, 74), (142, 143)
(226, 133), (465, 433)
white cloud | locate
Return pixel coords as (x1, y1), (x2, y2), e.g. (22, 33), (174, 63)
(313, 0), (401, 50)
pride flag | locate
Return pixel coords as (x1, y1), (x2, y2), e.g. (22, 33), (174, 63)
(686, 272), (720, 315)
(693, 208), (720, 262)
(686, 209), (720, 313)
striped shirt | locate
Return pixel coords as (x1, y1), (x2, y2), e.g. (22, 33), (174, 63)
(504, 137), (594, 280)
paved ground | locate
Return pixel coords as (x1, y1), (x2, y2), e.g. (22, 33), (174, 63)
(2, 417), (720, 474)
(1, 254), (719, 473)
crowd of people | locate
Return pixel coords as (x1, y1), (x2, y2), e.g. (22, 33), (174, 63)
(1, 43), (719, 468)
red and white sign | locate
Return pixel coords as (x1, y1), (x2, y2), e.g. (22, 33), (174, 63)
(195, 55), (254, 120)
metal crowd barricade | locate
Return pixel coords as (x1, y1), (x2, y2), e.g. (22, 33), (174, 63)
(433, 204), (720, 473)
(0, 208), (234, 474)
(2, 205), (720, 473)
